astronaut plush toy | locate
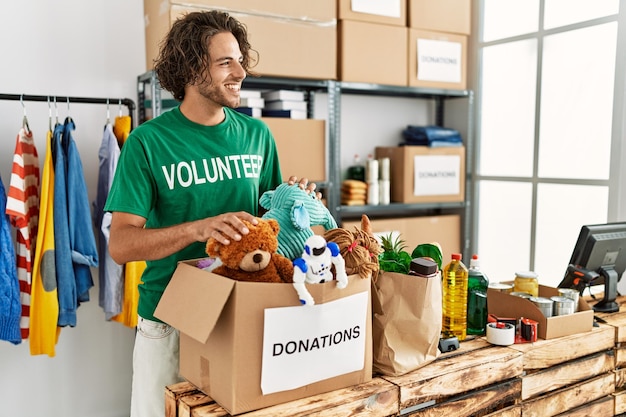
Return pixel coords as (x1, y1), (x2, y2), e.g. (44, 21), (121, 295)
(292, 235), (349, 306)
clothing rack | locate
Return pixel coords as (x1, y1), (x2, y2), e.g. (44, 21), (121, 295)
(0, 93), (136, 129)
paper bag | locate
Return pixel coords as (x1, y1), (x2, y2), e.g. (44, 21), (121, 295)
(372, 270), (442, 376)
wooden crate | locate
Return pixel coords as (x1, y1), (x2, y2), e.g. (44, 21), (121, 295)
(553, 395), (615, 416)
(165, 318), (623, 416)
(380, 338), (523, 416)
(506, 323), (615, 370)
(614, 388), (626, 415)
(520, 373), (614, 417)
(592, 296), (626, 416)
(165, 378), (399, 417)
(483, 405), (521, 417)
(593, 295), (626, 344)
(505, 323), (616, 416)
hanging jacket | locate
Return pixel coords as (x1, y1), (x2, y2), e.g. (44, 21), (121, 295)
(30, 129), (60, 357)
(5, 127), (40, 339)
(94, 123), (123, 320)
(0, 175), (22, 345)
(113, 114), (131, 148)
(112, 259), (144, 328)
(53, 120), (76, 327)
(62, 118), (98, 303)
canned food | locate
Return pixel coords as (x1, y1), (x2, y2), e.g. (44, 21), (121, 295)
(551, 295), (575, 316)
(557, 288), (579, 312)
(510, 291), (533, 299)
(488, 282), (514, 293)
(529, 296), (553, 317)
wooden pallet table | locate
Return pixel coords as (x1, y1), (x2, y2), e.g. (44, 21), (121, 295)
(166, 310), (626, 416)
(379, 338), (523, 416)
(165, 377), (398, 417)
(507, 322), (616, 416)
(593, 295), (626, 415)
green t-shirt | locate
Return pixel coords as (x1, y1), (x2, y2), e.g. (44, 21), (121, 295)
(104, 106), (283, 321)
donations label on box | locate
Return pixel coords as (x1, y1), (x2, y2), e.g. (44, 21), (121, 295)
(350, 0), (402, 18)
(417, 38), (463, 83)
(261, 291), (369, 394)
(413, 154), (461, 196)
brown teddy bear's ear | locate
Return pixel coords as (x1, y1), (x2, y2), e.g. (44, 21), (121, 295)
(267, 218), (280, 235)
(205, 239), (222, 257)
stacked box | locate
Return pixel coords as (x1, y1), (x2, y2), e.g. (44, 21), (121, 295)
(337, 0), (408, 86)
(408, 29), (468, 90)
(143, 0), (337, 79)
(406, 0), (470, 89)
(375, 146), (465, 204)
(341, 214), (461, 263)
(262, 118), (327, 182)
(408, 0), (471, 35)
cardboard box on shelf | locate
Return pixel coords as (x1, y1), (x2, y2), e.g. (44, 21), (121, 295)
(143, 1), (336, 79)
(487, 285), (594, 340)
(408, 0), (471, 35)
(374, 146), (465, 204)
(408, 29), (468, 90)
(175, 0), (336, 20)
(339, 20), (408, 86)
(341, 214), (461, 263)
(262, 118), (326, 183)
(338, 0), (407, 26)
(155, 261), (372, 415)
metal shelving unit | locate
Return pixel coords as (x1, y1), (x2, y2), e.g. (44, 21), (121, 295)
(137, 71), (474, 258)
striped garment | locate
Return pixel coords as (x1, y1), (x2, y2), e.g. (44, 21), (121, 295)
(5, 128), (40, 339)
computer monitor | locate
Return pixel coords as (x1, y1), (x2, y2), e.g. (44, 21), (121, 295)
(557, 222), (626, 313)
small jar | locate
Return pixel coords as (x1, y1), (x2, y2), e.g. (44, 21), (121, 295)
(514, 271), (539, 297)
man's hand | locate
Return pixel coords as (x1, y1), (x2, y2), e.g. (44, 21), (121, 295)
(287, 176), (322, 200)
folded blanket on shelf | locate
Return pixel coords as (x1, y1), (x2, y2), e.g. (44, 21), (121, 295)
(401, 125), (463, 147)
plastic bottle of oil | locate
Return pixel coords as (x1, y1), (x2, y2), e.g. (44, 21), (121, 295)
(442, 253), (469, 341)
(467, 254), (489, 336)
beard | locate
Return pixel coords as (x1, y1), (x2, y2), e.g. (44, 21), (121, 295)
(196, 79), (241, 109)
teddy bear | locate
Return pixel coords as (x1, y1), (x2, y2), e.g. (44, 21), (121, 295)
(260, 182), (338, 261)
(205, 218), (294, 283)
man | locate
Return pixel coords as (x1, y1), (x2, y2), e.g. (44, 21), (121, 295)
(105, 10), (315, 416)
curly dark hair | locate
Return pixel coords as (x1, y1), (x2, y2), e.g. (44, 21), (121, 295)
(154, 10), (258, 101)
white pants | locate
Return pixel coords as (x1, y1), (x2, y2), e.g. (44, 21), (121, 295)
(130, 316), (183, 417)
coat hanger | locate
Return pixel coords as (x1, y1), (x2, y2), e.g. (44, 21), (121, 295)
(106, 98), (111, 124)
(54, 96), (59, 126)
(21, 94), (31, 134)
(66, 97), (72, 123)
(47, 96), (52, 132)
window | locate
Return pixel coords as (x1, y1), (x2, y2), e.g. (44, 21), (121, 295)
(474, 0), (622, 287)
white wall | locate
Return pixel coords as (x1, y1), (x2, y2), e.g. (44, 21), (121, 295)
(0, 1), (145, 416)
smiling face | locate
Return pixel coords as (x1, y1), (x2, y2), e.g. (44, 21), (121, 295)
(196, 31), (246, 109)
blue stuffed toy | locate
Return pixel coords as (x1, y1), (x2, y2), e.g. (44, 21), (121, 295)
(260, 182), (338, 260)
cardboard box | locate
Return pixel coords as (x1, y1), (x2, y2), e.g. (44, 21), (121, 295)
(262, 118), (326, 182)
(338, 0), (407, 26)
(175, 0), (336, 21)
(144, 1), (337, 79)
(339, 20), (408, 86)
(408, 0), (471, 35)
(341, 214), (461, 263)
(155, 261), (372, 415)
(408, 29), (468, 90)
(375, 146), (465, 204)
(488, 285), (594, 340)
